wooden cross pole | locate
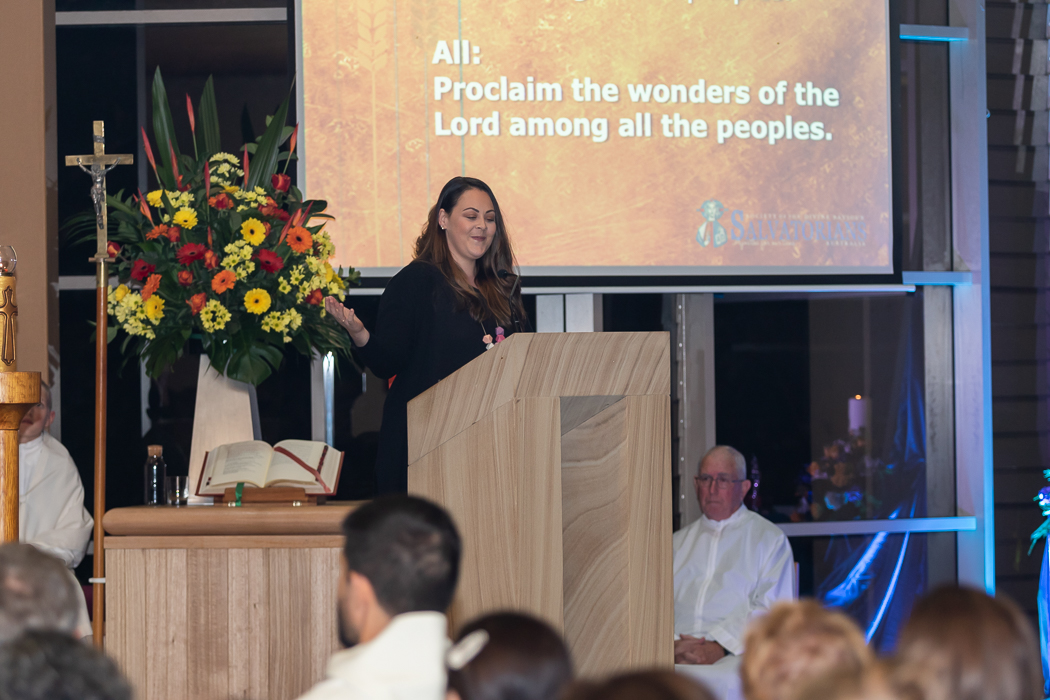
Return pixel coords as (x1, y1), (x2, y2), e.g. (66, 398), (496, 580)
(64, 121), (133, 647)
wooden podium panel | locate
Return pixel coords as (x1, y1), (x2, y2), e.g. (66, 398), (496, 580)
(408, 332), (673, 677)
(103, 504), (358, 700)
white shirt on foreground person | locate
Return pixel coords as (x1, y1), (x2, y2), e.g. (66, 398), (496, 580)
(297, 611), (448, 700)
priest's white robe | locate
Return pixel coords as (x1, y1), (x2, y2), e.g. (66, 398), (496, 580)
(19, 435), (94, 638)
(673, 505), (794, 700)
(296, 611), (448, 700)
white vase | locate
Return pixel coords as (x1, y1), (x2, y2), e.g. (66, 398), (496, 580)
(186, 354), (260, 504)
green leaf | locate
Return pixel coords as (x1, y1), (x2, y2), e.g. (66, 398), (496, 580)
(107, 325), (118, 344)
(151, 67), (180, 190)
(199, 76), (222, 158)
(245, 97), (290, 190)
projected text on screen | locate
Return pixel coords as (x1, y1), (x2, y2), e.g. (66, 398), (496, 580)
(301, 0), (893, 276)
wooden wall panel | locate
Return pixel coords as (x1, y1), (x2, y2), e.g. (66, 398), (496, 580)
(188, 550), (229, 698)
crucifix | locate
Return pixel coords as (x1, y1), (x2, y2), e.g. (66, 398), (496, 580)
(65, 121), (133, 647)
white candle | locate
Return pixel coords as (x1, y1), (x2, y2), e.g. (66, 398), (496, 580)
(848, 395), (869, 434)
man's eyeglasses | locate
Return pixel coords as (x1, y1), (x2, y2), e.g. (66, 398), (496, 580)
(695, 474), (746, 489)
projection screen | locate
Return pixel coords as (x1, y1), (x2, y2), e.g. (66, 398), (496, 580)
(298, 0), (893, 277)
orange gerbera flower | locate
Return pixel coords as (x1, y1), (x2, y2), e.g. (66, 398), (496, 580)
(211, 270), (236, 294)
(286, 226), (312, 254)
(141, 273), (161, 300)
(145, 224), (168, 241)
(186, 292), (206, 315)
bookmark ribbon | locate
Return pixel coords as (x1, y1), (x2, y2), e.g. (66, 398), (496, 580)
(274, 446), (330, 493)
(234, 482), (244, 507)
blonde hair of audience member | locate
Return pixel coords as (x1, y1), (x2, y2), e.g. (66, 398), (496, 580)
(562, 671), (715, 700)
(741, 600), (873, 700)
(446, 612), (572, 700)
(889, 585), (1041, 700)
(790, 665), (899, 700)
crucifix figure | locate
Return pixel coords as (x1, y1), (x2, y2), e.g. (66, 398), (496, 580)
(65, 121), (133, 647)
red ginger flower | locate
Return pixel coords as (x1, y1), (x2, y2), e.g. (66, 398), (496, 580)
(187, 292), (206, 315)
(141, 274), (161, 300)
(176, 243), (207, 265)
(178, 270), (194, 286)
(130, 259), (155, 281)
(256, 249), (284, 273)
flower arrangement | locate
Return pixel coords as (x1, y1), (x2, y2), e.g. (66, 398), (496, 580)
(94, 69), (358, 385)
(1030, 475), (1050, 552)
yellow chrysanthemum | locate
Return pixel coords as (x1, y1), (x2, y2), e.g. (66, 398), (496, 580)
(146, 190), (163, 208)
(244, 288), (271, 315)
(144, 295), (165, 322)
(278, 278), (292, 294)
(200, 299), (232, 332)
(240, 218), (266, 246)
(223, 185), (240, 194)
(113, 284), (129, 302)
(173, 208), (198, 229)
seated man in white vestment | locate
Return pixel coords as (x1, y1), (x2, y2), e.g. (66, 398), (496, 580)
(298, 495), (461, 700)
(18, 383), (93, 639)
(673, 445), (795, 699)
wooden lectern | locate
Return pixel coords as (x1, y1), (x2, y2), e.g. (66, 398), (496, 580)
(407, 332), (673, 676)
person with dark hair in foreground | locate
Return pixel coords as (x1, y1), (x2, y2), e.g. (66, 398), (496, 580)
(325, 175), (528, 494)
(0, 630), (132, 700)
(445, 612), (573, 700)
(297, 494), (462, 700)
(564, 670), (715, 700)
(888, 585), (1042, 700)
(0, 543), (83, 643)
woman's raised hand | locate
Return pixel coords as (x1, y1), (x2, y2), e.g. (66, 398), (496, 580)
(324, 296), (370, 346)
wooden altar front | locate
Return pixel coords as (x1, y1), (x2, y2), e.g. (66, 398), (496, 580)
(102, 503), (360, 700)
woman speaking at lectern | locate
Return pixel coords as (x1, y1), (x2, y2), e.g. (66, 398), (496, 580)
(324, 176), (528, 494)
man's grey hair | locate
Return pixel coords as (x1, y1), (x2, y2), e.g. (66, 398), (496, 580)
(699, 445), (747, 481)
(0, 544), (81, 643)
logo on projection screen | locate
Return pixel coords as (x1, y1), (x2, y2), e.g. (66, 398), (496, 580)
(696, 200), (728, 248)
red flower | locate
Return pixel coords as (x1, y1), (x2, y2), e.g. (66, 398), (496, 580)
(165, 226), (181, 244)
(271, 173), (291, 193)
(208, 193), (232, 210)
(186, 292), (206, 316)
(203, 250), (219, 270)
(141, 273), (161, 300)
(130, 259), (155, 281)
(256, 249), (284, 273)
(176, 243), (207, 265)
(306, 289), (323, 305)
(107, 241), (121, 258)
(260, 204), (290, 221)
(178, 270), (194, 286)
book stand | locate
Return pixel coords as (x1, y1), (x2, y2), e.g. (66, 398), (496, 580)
(220, 486), (324, 506)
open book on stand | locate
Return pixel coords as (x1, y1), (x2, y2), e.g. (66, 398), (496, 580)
(195, 439), (344, 496)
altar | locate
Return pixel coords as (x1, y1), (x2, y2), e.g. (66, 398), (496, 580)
(102, 503), (359, 700)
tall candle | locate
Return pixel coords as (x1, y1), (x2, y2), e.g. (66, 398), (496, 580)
(848, 395), (868, 434)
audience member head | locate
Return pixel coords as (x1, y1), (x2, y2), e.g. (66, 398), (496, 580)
(445, 612), (573, 700)
(889, 585), (1041, 700)
(563, 670), (715, 700)
(741, 599), (872, 700)
(339, 495), (461, 646)
(18, 383), (54, 444)
(790, 665), (899, 700)
(0, 630), (131, 700)
(695, 445), (750, 521)
(0, 543), (81, 643)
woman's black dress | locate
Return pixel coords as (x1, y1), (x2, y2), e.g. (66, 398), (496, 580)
(353, 261), (522, 494)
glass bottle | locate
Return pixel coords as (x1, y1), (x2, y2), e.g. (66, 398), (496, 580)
(144, 445), (167, 506)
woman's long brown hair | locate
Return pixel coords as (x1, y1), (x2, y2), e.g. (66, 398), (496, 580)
(414, 177), (526, 328)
